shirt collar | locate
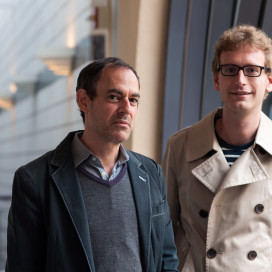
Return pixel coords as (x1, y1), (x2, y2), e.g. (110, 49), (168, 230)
(71, 132), (129, 167)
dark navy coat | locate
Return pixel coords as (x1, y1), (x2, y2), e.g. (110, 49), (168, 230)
(6, 132), (178, 272)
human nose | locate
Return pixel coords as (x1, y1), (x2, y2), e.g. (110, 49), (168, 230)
(118, 98), (131, 114)
(237, 69), (247, 84)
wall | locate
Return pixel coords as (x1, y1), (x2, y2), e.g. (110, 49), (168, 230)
(117, 0), (170, 162)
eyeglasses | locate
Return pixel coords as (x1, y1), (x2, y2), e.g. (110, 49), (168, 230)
(216, 64), (271, 77)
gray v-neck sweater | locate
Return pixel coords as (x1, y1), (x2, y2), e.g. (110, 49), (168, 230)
(77, 166), (142, 272)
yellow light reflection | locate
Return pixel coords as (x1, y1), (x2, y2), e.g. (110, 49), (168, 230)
(9, 83), (17, 94)
(0, 98), (13, 110)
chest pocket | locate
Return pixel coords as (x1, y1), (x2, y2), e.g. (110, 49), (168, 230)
(152, 200), (166, 217)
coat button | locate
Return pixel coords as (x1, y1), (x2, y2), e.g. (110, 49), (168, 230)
(248, 250), (257, 260)
(207, 248), (217, 259)
(199, 209), (209, 218)
(255, 204), (264, 214)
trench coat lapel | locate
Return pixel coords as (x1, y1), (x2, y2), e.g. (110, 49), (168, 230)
(191, 110), (272, 193)
(255, 112), (272, 156)
(188, 109), (230, 193)
(218, 112), (272, 190)
(50, 133), (95, 271)
(192, 151), (230, 193)
(127, 154), (151, 271)
(218, 148), (269, 191)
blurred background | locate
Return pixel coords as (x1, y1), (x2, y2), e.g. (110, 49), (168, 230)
(1, 0), (272, 269)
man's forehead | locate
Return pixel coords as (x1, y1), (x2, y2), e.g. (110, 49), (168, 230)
(99, 66), (140, 87)
(220, 46), (265, 60)
(220, 44), (264, 55)
(102, 65), (135, 76)
(96, 66), (140, 93)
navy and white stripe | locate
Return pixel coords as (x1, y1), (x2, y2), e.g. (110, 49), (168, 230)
(216, 134), (253, 167)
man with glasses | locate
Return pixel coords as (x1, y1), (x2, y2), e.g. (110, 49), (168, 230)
(162, 25), (272, 271)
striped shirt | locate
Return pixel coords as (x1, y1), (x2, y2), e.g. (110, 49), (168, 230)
(216, 134), (253, 167)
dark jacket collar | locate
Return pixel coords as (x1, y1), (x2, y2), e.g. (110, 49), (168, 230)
(51, 131), (82, 167)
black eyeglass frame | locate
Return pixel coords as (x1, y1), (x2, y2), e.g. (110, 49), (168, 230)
(216, 64), (271, 77)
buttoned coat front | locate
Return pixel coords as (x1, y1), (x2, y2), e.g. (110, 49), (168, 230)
(6, 131), (178, 272)
(162, 108), (272, 272)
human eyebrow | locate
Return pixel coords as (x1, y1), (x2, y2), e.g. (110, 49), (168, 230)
(106, 89), (140, 98)
(130, 93), (140, 99)
(106, 89), (123, 95)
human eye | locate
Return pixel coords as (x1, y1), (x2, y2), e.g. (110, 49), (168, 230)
(129, 97), (139, 106)
(244, 66), (259, 76)
(108, 94), (119, 102)
(223, 65), (237, 74)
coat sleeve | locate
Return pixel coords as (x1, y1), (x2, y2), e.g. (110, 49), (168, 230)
(162, 141), (181, 235)
(130, 151), (179, 271)
(157, 164), (179, 272)
(6, 166), (47, 272)
(162, 139), (189, 270)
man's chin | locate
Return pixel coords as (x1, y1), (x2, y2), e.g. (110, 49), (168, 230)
(110, 132), (131, 144)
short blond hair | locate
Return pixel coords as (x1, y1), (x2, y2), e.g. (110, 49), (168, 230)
(212, 25), (272, 74)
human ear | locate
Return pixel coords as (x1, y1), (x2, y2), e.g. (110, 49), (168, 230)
(265, 76), (272, 93)
(76, 89), (89, 112)
(213, 72), (220, 91)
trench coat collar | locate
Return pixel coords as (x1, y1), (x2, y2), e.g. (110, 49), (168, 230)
(186, 108), (222, 162)
(216, 112), (272, 191)
(186, 109), (272, 161)
(217, 147), (269, 191)
(255, 111), (272, 156)
(50, 131), (95, 271)
(189, 109), (272, 193)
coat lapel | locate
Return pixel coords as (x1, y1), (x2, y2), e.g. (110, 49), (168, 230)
(191, 111), (272, 193)
(50, 132), (95, 271)
(189, 108), (230, 193)
(218, 148), (269, 191)
(127, 154), (151, 271)
(192, 151), (230, 193)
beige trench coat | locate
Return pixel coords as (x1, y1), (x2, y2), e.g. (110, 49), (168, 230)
(162, 108), (272, 272)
